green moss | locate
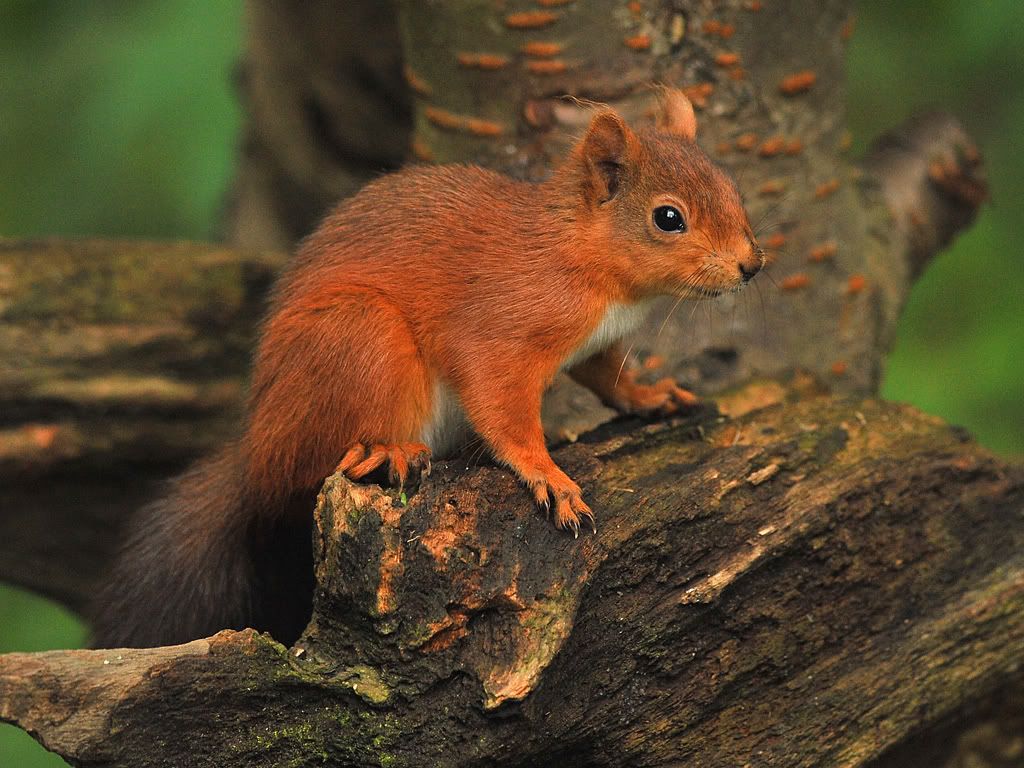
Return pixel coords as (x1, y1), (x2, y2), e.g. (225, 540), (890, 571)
(253, 721), (330, 765)
(400, 621), (436, 649)
(335, 664), (393, 706)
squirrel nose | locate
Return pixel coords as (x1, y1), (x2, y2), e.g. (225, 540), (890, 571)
(738, 247), (765, 282)
(739, 259), (761, 282)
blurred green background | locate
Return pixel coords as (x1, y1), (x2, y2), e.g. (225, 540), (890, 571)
(0, 1), (1020, 764)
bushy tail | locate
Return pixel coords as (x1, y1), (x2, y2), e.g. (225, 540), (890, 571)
(90, 444), (257, 649)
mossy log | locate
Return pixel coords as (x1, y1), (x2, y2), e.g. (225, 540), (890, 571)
(2, 383), (1022, 767)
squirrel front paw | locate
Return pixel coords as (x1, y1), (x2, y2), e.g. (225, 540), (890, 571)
(613, 371), (699, 417)
(336, 442), (432, 489)
(525, 468), (595, 537)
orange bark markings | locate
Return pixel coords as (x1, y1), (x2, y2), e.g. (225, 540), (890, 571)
(781, 273), (811, 291)
(505, 11), (559, 29)
(779, 70), (817, 95)
(624, 33), (652, 50)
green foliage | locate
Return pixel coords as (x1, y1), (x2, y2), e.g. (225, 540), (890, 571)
(0, 1), (1020, 765)
(0, 0), (243, 763)
(0, 0), (242, 239)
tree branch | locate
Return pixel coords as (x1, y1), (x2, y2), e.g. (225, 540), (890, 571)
(0, 239), (284, 610)
(3, 386), (1022, 767)
(863, 111), (987, 280)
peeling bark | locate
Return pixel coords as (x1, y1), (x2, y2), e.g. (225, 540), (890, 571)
(2, 387), (1022, 767)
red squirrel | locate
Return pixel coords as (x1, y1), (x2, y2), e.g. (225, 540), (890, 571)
(90, 90), (763, 648)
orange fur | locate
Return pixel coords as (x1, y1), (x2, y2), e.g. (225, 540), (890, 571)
(239, 91), (761, 533)
(239, 90), (761, 533)
(92, 90), (762, 648)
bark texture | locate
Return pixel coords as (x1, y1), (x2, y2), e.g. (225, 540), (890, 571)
(0, 239), (284, 610)
(2, 385), (1022, 767)
(227, 0), (411, 250)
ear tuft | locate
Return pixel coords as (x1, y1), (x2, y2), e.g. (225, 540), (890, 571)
(656, 89), (698, 141)
(579, 111), (631, 204)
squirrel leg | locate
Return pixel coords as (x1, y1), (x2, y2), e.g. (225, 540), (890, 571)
(460, 373), (594, 536)
(248, 288), (433, 498)
(569, 342), (698, 417)
(335, 442), (431, 489)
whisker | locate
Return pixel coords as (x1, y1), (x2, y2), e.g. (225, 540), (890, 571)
(753, 219), (799, 237)
(613, 340), (636, 389)
(686, 268), (715, 324)
(700, 228), (724, 259)
(705, 286), (714, 339)
(465, 437), (486, 466)
(751, 191), (795, 233)
(688, 241), (720, 259)
(651, 267), (711, 347)
(729, 295), (739, 342)
(657, 293), (688, 340)
(644, 265), (715, 359)
(743, 284), (751, 330)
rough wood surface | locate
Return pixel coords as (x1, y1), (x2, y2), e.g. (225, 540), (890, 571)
(0, 1), (1004, 765)
(2, 384), (1022, 767)
(0, 239), (285, 610)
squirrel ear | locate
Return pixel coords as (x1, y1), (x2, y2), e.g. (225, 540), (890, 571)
(579, 111), (632, 204)
(656, 89), (698, 141)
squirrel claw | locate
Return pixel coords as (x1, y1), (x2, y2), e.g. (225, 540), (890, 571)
(524, 466), (595, 535)
(339, 442), (432, 491)
(544, 485), (594, 537)
(581, 509), (597, 534)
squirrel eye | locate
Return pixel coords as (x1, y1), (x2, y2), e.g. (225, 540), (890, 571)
(653, 205), (687, 233)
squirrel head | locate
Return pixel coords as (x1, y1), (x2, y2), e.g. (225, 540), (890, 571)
(564, 89), (763, 298)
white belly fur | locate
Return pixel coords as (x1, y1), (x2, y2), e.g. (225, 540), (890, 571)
(560, 300), (654, 370)
(419, 300), (653, 457)
(420, 382), (472, 459)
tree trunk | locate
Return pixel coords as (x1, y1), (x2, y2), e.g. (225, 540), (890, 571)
(0, 0), (1007, 766)
(229, 0), (984, 439)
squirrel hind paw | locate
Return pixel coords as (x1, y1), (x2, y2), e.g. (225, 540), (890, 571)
(336, 442), (432, 490)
